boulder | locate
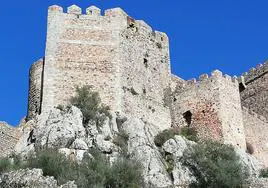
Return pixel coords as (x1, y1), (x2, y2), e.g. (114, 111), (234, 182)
(163, 135), (197, 187)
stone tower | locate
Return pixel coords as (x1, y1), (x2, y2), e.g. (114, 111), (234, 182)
(28, 5), (171, 130)
(171, 70), (246, 149)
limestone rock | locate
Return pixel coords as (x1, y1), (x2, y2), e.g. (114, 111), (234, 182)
(122, 117), (173, 187)
(34, 106), (86, 149)
(236, 148), (262, 177)
(163, 135), (196, 158)
(95, 134), (115, 153)
(163, 136), (197, 187)
(0, 168), (77, 188)
(70, 138), (88, 150)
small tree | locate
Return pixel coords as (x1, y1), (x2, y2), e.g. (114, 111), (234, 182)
(70, 86), (111, 126)
(183, 141), (248, 188)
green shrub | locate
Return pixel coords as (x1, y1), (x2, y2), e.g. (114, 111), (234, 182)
(0, 158), (12, 174)
(2, 149), (144, 188)
(180, 127), (197, 142)
(113, 131), (129, 154)
(26, 149), (78, 185)
(106, 157), (144, 188)
(165, 154), (175, 174)
(260, 168), (268, 178)
(0, 155), (24, 174)
(73, 149), (143, 188)
(183, 141), (248, 188)
(154, 128), (178, 147)
(154, 127), (197, 147)
(70, 85), (111, 126)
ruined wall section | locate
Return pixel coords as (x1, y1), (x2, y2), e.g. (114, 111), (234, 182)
(242, 107), (268, 167)
(119, 20), (171, 130)
(239, 61), (268, 119)
(27, 58), (44, 120)
(0, 122), (20, 157)
(42, 5), (128, 114)
(172, 71), (246, 149)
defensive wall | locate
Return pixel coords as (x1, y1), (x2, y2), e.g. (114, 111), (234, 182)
(242, 107), (268, 167)
(239, 61), (268, 119)
(0, 122), (21, 157)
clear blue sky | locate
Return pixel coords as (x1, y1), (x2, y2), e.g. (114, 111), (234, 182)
(0, 0), (268, 125)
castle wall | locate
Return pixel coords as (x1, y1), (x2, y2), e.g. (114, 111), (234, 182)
(172, 71), (246, 149)
(170, 74), (185, 94)
(119, 20), (171, 130)
(41, 6), (128, 113)
(239, 62), (268, 119)
(27, 59), (44, 120)
(243, 107), (268, 167)
(0, 122), (20, 157)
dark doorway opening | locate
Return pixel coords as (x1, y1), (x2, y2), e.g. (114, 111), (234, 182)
(183, 111), (192, 126)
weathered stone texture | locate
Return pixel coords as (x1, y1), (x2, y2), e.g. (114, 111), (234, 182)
(0, 122), (20, 157)
(172, 71), (246, 149)
(119, 20), (171, 130)
(41, 6), (129, 115)
(27, 58), (44, 120)
(35, 5), (172, 131)
(240, 62), (268, 119)
(243, 107), (268, 167)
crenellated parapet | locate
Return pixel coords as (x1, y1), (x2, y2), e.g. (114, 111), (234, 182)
(175, 70), (239, 95)
(239, 60), (268, 84)
(47, 5), (168, 45)
(237, 60), (268, 120)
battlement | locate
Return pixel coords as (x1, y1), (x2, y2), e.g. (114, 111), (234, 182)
(48, 4), (126, 17)
(237, 60), (268, 84)
(47, 5), (168, 45)
(175, 70), (238, 94)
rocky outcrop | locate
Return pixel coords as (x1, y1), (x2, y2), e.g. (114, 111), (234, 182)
(0, 168), (77, 188)
(122, 118), (173, 187)
(11, 106), (266, 188)
(162, 136), (197, 187)
(14, 106), (120, 162)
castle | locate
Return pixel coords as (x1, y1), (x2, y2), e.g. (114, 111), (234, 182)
(1, 5), (268, 167)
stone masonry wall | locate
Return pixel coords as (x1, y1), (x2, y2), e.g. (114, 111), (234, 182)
(37, 5), (172, 131)
(243, 107), (268, 167)
(239, 61), (268, 119)
(41, 5), (128, 114)
(27, 58), (44, 120)
(172, 70), (246, 149)
(0, 122), (20, 157)
(119, 19), (171, 130)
